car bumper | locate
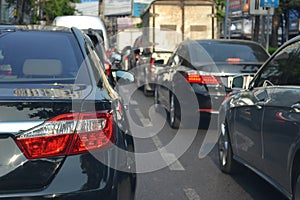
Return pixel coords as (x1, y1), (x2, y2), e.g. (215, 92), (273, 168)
(0, 152), (135, 200)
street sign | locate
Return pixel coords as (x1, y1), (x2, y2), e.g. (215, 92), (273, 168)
(250, 0), (274, 15)
(260, 0), (279, 8)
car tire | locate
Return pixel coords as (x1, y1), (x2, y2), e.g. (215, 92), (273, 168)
(154, 86), (160, 111)
(218, 121), (238, 174)
(293, 172), (300, 200)
(136, 75), (142, 90)
(143, 84), (152, 97)
(169, 92), (180, 129)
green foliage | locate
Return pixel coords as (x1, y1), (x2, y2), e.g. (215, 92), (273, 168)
(214, 0), (226, 21)
(268, 47), (278, 55)
(40, 0), (80, 22)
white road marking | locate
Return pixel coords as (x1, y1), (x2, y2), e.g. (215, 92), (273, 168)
(183, 188), (201, 200)
(152, 135), (185, 171)
(130, 99), (138, 105)
(152, 135), (163, 148)
(133, 108), (185, 171)
(133, 108), (152, 127)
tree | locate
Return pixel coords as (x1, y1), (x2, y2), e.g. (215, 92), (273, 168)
(40, 0), (80, 24)
(214, 0), (226, 37)
(6, 0), (35, 24)
(270, 0), (300, 47)
(270, 8), (279, 48)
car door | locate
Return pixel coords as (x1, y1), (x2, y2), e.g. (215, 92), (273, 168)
(232, 41), (300, 174)
(231, 84), (270, 172)
(260, 41), (300, 191)
(157, 51), (180, 107)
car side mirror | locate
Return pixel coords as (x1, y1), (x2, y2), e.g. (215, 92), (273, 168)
(173, 55), (180, 66)
(232, 76), (244, 89)
(154, 59), (165, 66)
(112, 69), (135, 85)
(134, 49), (141, 55)
(231, 75), (253, 90)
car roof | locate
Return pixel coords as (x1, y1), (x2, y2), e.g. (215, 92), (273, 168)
(0, 25), (71, 33)
(193, 39), (264, 45)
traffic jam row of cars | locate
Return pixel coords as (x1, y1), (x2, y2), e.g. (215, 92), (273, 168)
(121, 34), (300, 199)
(2, 19), (300, 199)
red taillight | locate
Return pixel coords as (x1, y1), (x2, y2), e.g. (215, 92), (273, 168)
(149, 57), (155, 73)
(104, 61), (112, 76)
(16, 111), (114, 159)
(150, 57), (155, 66)
(69, 112), (114, 155)
(185, 72), (220, 84)
(199, 108), (213, 113)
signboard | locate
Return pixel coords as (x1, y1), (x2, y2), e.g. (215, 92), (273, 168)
(249, 0), (274, 15)
(132, 2), (148, 17)
(229, 0), (242, 16)
(117, 17), (133, 29)
(132, 0), (153, 17)
(75, 1), (98, 16)
(103, 0), (131, 16)
(260, 0), (279, 8)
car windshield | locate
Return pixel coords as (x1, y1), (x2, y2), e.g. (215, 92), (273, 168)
(188, 41), (269, 73)
(0, 30), (84, 83)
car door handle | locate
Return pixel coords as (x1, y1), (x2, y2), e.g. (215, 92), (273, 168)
(255, 101), (264, 109)
(291, 103), (300, 112)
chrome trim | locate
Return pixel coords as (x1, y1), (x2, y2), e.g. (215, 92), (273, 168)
(0, 121), (43, 134)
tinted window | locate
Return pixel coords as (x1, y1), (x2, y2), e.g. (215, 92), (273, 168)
(0, 31), (83, 82)
(195, 41), (269, 63)
(284, 47), (300, 85)
(188, 40), (269, 73)
(252, 41), (300, 87)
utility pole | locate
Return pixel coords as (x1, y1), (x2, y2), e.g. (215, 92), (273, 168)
(224, 0), (230, 39)
(0, 0), (2, 24)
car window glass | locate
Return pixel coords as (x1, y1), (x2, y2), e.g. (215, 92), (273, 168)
(85, 38), (102, 82)
(285, 50), (300, 85)
(173, 54), (181, 66)
(0, 31), (83, 82)
(252, 41), (300, 88)
(188, 42), (214, 66)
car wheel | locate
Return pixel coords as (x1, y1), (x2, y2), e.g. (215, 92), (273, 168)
(293, 172), (300, 200)
(136, 75), (142, 89)
(143, 84), (152, 97)
(218, 121), (237, 174)
(154, 86), (160, 111)
(169, 92), (180, 129)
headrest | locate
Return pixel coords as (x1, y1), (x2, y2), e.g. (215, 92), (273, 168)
(23, 59), (62, 76)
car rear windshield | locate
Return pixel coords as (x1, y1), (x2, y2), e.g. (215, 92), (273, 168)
(189, 41), (269, 73)
(0, 30), (84, 83)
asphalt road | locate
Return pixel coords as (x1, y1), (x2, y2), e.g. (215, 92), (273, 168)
(122, 87), (289, 200)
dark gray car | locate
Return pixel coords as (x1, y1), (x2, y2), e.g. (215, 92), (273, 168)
(218, 35), (300, 200)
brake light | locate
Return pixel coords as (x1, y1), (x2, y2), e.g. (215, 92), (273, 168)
(199, 108), (213, 113)
(104, 61), (112, 76)
(150, 57), (155, 73)
(184, 72), (220, 84)
(227, 58), (240, 64)
(15, 111), (114, 159)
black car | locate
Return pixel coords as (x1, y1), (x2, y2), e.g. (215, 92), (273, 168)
(155, 39), (269, 128)
(0, 26), (136, 199)
(218, 35), (300, 200)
